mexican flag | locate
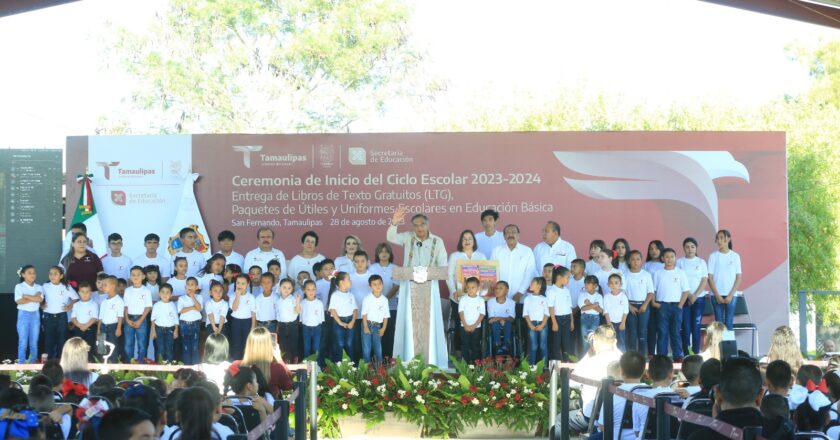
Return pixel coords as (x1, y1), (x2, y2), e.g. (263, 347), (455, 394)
(61, 173), (108, 257)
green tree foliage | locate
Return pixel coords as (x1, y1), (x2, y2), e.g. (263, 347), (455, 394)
(100, 0), (428, 133)
(444, 41), (840, 323)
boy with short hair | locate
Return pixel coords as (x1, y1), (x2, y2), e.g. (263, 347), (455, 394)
(256, 273), (279, 332)
(98, 407), (157, 440)
(71, 281), (99, 355)
(216, 230), (245, 270)
(595, 351), (646, 440)
(102, 233), (133, 280)
(349, 251), (372, 362)
(29, 384), (72, 438)
(134, 233), (172, 279)
(459, 277), (485, 364)
(266, 260), (283, 293)
(97, 276), (124, 361)
(765, 359), (793, 397)
(173, 227), (206, 277)
(151, 284), (179, 362)
(652, 248), (690, 360)
(487, 281), (515, 355)
(633, 355), (675, 438)
(316, 259), (335, 305)
(361, 274), (389, 363)
(675, 354), (703, 398)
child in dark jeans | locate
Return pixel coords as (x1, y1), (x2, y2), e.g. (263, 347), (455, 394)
(150, 284), (179, 362)
(458, 277), (485, 364)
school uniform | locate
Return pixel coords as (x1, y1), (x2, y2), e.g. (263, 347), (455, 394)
(487, 297), (515, 355)
(585, 260), (600, 276)
(447, 251), (486, 355)
(204, 298), (229, 332)
(123, 285), (153, 361)
(603, 290), (630, 351)
(329, 290), (357, 361)
(301, 298), (325, 358)
(369, 262), (398, 358)
(99, 295), (125, 360)
(677, 256), (709, 355)
(522, 294), (550, 365)
(168, 277), (187, 297)
(145, 283), (161, 302)
(707, 250), (742, 330)
(255, 292), (279, 332)
(315, 279), (331, 305)
(578, 292), (604, 354)
(594, 268), (624, 297)
(228, 292), (256, 360)
(361, 294), (389, 362)
(546, 285), (574, 362)
(288, 254), (325, 288)
(458, 294), (486, 364)
(197, 273), (223, 305)
(643, 260), (665, 355)
(275, 294), (300, 363)
(173, 250), (206, 277)
(101, 254), (132, 280)
(333, 255), (353, 274)
(134, 253), (172, 278)
(215, 250), (245, 272)
(623, 270), (654, 356)
(42, 283), (79, 359)
(151, 300), (178, 362)
(177, 294), (203, 364)
(243, 247), (286, 276)
(653, 267), (690, 358)
(348, 271), (372, 362)
(71, 299), (99, 354)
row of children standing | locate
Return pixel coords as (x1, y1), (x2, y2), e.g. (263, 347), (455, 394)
(15, 253), (394, 368)
(487, 229), (743, 366)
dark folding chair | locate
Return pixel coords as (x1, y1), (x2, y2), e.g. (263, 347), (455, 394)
(675, 398), (713, 440)
(641, 392), (682, 440)
(218, 412), (242, 434)
(615, 384), (652, 440)
(794, 433), (831, 439)
(732, 295), (758, 357)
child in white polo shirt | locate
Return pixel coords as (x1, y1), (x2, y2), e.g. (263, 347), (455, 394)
(459, 277), (485, 365)
(523, 277), (550, 366)
(123, 266), (153, 362)
(300, 280), (324, 359)
(487, 281), (515, 356)
(151, 283), (179, 362)
(275, 279), (301, 363)
(71, 281), (99, 359)
(361, 274), (389, 363)
(328, 272), (357, 362)
(15, 265), (43, 364)
(97, 276), (124, 361)
(256, 273), (279, 333)
(603, 273), (629, 352)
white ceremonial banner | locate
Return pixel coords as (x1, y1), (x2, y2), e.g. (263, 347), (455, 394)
(87, 135), (208, 259)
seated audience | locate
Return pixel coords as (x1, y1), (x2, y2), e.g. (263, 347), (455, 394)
(98, 407), (156, 440)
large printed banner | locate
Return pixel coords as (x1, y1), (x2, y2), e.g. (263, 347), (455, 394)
(67, 132), (789, 346)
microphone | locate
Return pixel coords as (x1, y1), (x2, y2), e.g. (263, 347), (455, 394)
(416, 241), (423, 248)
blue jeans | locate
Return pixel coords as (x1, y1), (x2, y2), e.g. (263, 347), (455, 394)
(124, 314), (149, 361)
(43, 312), (68, 360)
(333, 316), (354, 361)
(16, 310), (40, 363)
(657, 303), (683, 358)
(580, 313), (600, 354)
(180, 320), (200, 365)
(626, 302), (649, 357)
(612, 322), (626, 351)
(362, 322), (383, 362)
(155, 325), (176, 362)
(230, 317), (252, 360)
(682, 296), (706, 355)
(490, 320), (513, 355)
(528, 321), (548, 365)
(302, 324), (321, 359)
(100, 323), (119, 361)
(713, 295), (737, 330)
